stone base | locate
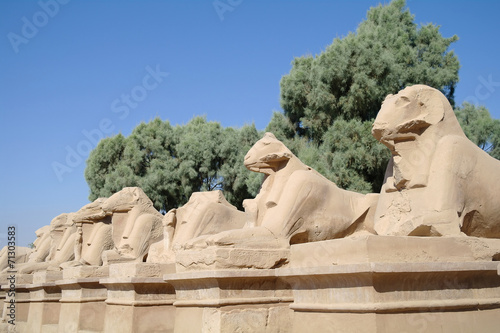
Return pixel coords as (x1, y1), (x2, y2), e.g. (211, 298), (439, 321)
(62, 265), (109, 280)
(55, 265), (110, 333)
(57, 301), (105, 333)
(277, 236), (500, 332)
(2, 282), (31, 328)
(164, 269), (293, 333)
(0, 273), (33, 286)
(103, 302), (175, 333)
(291, 309), (500, 333)
(3, 236), (499, 332)
(175, 247), (290, 272)
(280, 262), (500, 311)
(288, 234), (500, 267)
(0, 271), (33, 323)
(26, 301), (61, 333)
(25, 271), (62, 333)
(100, 263), (176, 333)
(0, 272), (33, 328)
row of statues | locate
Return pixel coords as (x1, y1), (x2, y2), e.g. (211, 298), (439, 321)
(7, 85), (500, 273)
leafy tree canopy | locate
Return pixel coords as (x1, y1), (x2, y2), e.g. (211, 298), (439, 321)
(85, 116), (261, 212)
(280, 0), (459, 142)
(86, 0), (499, 212)
(276, 0), (461, 193)
(455, 102), (500, 160)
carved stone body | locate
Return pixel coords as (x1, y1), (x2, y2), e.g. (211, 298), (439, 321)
(27, 225), (51, 263)
(102, 187), (163, 262)
(0, 246), (31, 271)
(147, 191), (246, 263)
(197, 133), (378, 249)
(71, 197), (113, 266)
(17, 213), (77, 273)
(372, 84), (500, 237)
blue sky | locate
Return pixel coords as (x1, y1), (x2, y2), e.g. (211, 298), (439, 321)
(1, 0), (499, 247)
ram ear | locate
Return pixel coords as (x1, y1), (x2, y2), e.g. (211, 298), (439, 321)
(415, 86), (445, 126)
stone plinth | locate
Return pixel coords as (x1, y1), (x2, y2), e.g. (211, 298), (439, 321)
(25, 271), (62, 333)
(287, 235), (500, 267)
(100, 263), (176, 333)
(164, 269), (293, 333)
(176, 247), (290, 272)
(1, 274), (33, 332)
(277, 236), (500, 333)
(56, 266), (109, 333)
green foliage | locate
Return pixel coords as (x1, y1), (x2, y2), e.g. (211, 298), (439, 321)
(277, 0), (460, 192)
(280, 0), (459, 142)
(455, 103), (500, 160)
(85, 0), (500, 214)
(85, 133), (127, 200)
(265, 112), (390, 193)
(219, 125), (262, 209)
(318, 119), (389, 193)
(265, 111), (295, 141)
(85, 117), (261, 212)
(124, 118), (179, 211)
(176, 117), (224, 197)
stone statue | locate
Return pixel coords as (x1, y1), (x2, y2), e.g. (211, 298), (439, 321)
(1, 225), (52, 273)
(49, 212), (78, 263)
(187, 132), (378, 250)
(0, 246), (31, 272)
(372, 84), (500, 237)
(101, 187), (163, 263)
(147, 190), (246, 263)
(17, 213), (77, 273)
(70, 197), (113, 266)
(26, 225), (52, 263)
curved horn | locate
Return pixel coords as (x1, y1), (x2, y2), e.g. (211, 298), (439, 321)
(415, 85), (445, 126)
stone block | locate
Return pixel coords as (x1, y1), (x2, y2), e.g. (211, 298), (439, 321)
(165, 269), (293, 333)
(101, 263), (176, 333)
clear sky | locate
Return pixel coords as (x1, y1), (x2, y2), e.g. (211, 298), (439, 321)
(1, 0), (499, 247)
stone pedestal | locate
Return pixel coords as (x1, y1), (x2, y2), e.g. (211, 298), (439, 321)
(278, 236), (500, 333)
(164, 269), (293, 333)
(25, 271), (63, 333)
(56, 266), (109, 333)
(176, 247), (290, 272)
(100, 263), (176, 333)
(0, 274), (33, 332)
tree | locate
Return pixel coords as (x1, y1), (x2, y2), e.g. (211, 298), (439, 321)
(85, 133), (127, 200)
(278, 0), (460, 192)
(175, 116), (224, 200)
(455, 102), (500, 160)
(280, 0), (459, 142)
(124, 118), (179, 211)
(86, 118), (180, 212)
(218, 125), (262, 209)
(85, 116), (262, 212)
(265, 111), (295, 142)
(318, 119), (389, 193)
